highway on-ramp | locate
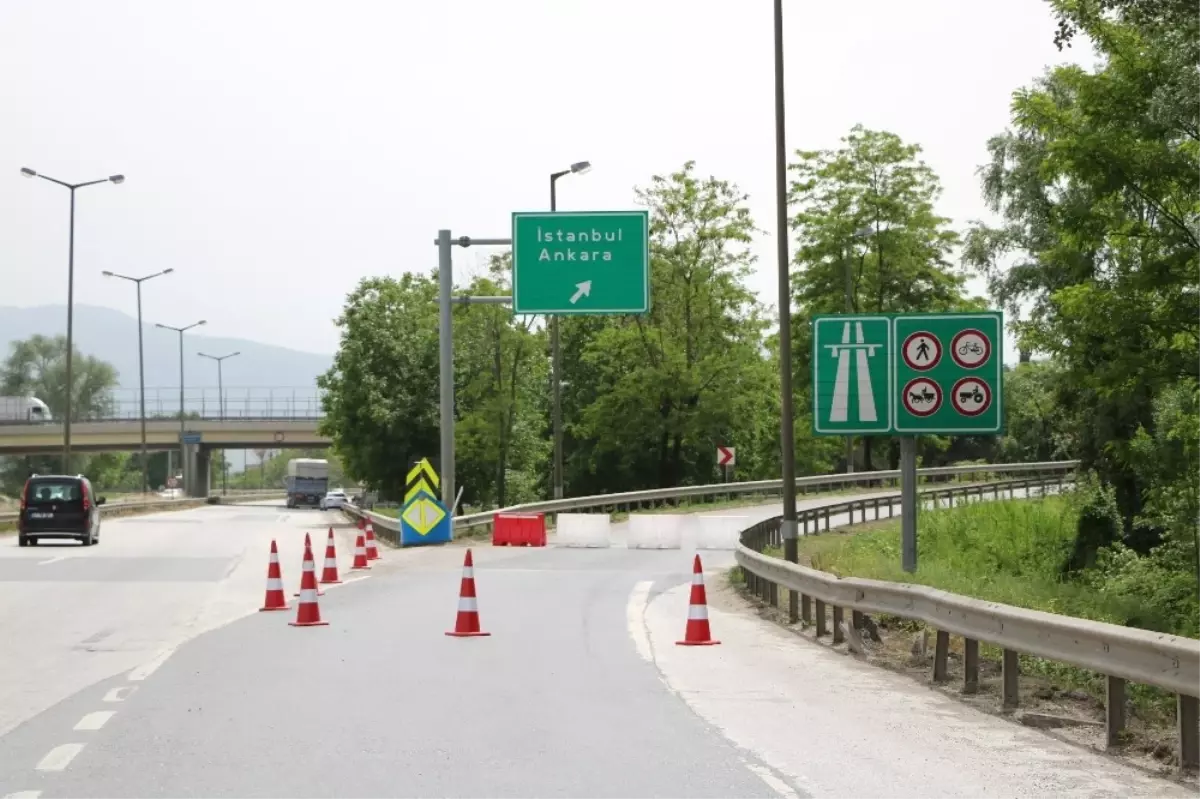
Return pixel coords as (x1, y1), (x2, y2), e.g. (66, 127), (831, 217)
(0, 495), (1188, 798)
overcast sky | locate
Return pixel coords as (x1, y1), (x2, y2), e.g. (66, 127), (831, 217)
(2, 0), (1092, 358)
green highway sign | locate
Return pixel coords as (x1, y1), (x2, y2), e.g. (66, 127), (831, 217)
(811, 311), (1004, 436)
(811, 315), (892, 435)
(511, 211), (650, 315)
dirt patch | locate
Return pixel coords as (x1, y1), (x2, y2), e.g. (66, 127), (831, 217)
(717, 570), (1197, 787)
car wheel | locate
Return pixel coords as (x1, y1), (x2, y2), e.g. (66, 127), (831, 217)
(18, 535), (28, 548)
(80, 534), (92, 547)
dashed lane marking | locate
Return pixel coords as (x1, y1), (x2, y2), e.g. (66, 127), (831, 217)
(35, 743), (84, 772)
(73, 711), (115, 731)
(4, 790), (43, 798)
(127, 645), (178, 681)
(36, 555), (73, 566)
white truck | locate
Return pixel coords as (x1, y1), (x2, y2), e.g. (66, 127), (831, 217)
(285, 458), (329, 509)
(0, 396), (52, 424)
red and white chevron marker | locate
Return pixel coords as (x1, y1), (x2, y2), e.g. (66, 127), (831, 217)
(446, 549), (490, 637)
(676, 554), (720, 646)
(318, 527), (342, 585)
(350, 534), (371, 571)
(364, 522), (381, 561)
(258, 540), (288, 612)
(289, 540), (329, 627)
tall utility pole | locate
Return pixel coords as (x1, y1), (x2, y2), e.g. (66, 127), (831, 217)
(156, 320), (206, 493)
(773, 0), (801, 623)
(548, 160), (591, 500)
(199, 351), (239, 495)
(844, 245), (855, 474)
(21, 167), (125, 473)
(103, 269), (173, 495)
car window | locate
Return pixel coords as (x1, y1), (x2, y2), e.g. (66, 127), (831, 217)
(27, 480), (82, 504)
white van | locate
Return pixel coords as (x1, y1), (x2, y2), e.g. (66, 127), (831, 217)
(0, 396), (52, 423)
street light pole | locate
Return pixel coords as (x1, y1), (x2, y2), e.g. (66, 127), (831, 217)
(102, 269), (174, 495)
(21, 167), (124, 474)
(773, 0), (801, 623)
(156, 320), (206, 494)
(548, 160), (591, 501)
(198, 351), (240, 496)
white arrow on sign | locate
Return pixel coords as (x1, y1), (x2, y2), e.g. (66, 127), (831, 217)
(717, 446), (735, 467)
(569, 280), (592, 305)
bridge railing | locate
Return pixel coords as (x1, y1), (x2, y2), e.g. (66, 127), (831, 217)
(733, 473), (1200, 770)
(344, 459), (1079, 542)
(18, 387), (328, 422)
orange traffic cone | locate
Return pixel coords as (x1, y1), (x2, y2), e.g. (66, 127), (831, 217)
(319, 528), (341, 584)
(258, 540), (288, 612)
(295, 531), (324, 597)
(446, 549), (489, 637)
(365, 522), (381, 561)
(351, 534), (371, 570)
(289, 539), (329, 627)
(676, 554), (720, 646)
(357, 518), (366, 531)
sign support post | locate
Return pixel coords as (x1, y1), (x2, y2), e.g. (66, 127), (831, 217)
(900, 436), (918, 573)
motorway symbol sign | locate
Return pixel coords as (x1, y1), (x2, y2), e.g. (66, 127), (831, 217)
(511, 211), (650, 315)
(182, 432), (201, 445)
(812, 315), (892, 435)
(893, 312), (1003, 435)
(901, 331), (941, 371)
(950, 329), (991, 369)
(901, 378), (942, 417)
(950, 377), (992, 416)
(717, 446), (735, 467)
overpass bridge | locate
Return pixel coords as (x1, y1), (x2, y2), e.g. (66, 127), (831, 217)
(0, 418), (329, 497)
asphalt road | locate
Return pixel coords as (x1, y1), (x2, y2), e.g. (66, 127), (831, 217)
(0, 489), (1187, 798)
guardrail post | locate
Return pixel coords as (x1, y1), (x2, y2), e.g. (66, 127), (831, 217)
(1105, 676), (1126, 748)
(1178, 694), (1199, 769)
(814, 600), (827, 636)
(801, 594), (811, 624)
(932, 630), (949, 682)
(823, 507), (830, 532)
(852, 609), (864, 630)
(1002, 649), (1020, 709)
(832, 606), (844, 643)
(769, 581), (778, 608)
(963, 638), (979, 694)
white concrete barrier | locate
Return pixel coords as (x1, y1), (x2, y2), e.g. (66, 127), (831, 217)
(695, 515), (749, 550)
(627, 514), (684, 549)
(555, 513), (612, 548)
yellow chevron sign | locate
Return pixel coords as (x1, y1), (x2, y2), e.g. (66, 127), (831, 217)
(404, 458), (440, 503)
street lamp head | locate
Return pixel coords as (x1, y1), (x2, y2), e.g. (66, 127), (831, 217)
(231, 351), (241, 358)
(20, 167), (36, 178)
(154, 323), (169, 330)
(109, 174), (125, 185)
(102, 270), (114, 277)
(570, 161), (592, 175)
(197, 320), (207, 326)
(162, 268), (175, 275)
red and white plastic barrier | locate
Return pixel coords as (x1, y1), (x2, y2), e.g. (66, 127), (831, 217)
(492, 512), (547, 547)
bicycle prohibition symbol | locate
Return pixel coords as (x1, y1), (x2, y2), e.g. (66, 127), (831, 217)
(950, 329), (991, 369)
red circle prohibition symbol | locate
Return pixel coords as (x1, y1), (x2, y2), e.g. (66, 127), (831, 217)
(901, 378), (942, 417)
(902, 331), (941, 371)
(950, 378), (992, 417)
(950, 328), (991, 369)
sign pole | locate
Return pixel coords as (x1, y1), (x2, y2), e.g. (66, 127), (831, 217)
(437, 229), (455, 510)
(900, 436), (918, 572)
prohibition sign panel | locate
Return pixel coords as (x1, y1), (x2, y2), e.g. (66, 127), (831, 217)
(892, 312), (1004, 434)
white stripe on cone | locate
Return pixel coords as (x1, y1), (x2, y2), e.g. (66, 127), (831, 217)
(324, 558), (337, 568)
(298, 589), (319, 603)
(688, 604), (710, 620)
(457, 596), (479, 612)
(267, 578), (284, 590)
(692, 572), (704, 584)
(462, 567), (474, 578)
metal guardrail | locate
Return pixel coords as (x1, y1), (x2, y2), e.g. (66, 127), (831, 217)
(0, 492), (285, 525)
(343, 460), (1080, 540)
(733, 473), (1200, 769)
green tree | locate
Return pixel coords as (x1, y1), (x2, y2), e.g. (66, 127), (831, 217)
(318, 273), (441, 500)
(789, 127), (977, 471)
(563, 162), (779, 493)
(1, 334), (118, 420)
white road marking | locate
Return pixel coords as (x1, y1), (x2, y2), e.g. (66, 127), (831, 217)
(36, 555), (73, 566)
(35, 743), (84, 771)
(626, 581), (654, 663)
(744, 761), (801, 799)
(103, 686), (136, 703)
(127, 645), (178, 681)
(73, 711), (115, 731)
(4, 791), (43, 798)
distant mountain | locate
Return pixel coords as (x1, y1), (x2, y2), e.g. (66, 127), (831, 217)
(0, 305), (334, 413)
